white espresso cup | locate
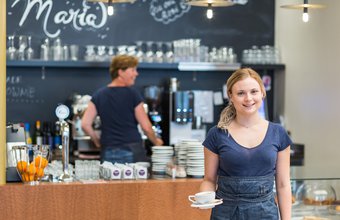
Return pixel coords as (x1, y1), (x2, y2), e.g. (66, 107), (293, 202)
(188, 191), (216, 204)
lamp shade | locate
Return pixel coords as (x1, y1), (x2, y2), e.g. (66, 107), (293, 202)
(280, 4), (325, 9)
(185, 0), (234, 7)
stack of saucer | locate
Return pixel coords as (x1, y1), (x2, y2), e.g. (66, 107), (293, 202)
(185, 141), (204, 177)
(151, 146), (174, 173)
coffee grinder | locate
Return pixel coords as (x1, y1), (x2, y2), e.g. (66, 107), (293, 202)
(144, 86), (163, 154)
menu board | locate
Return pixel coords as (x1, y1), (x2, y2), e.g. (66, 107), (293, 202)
(6, 0), (274, 56)
(6, 0), (276, 125)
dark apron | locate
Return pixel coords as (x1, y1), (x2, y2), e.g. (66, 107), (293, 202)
(211, 175), (279, 220)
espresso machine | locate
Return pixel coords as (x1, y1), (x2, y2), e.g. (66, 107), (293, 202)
(71, 94), (101, 159)
(162, 78), (206, 145)
(143, 86), (163, 154)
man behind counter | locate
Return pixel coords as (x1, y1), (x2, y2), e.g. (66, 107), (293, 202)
(82, 55), (163, 163)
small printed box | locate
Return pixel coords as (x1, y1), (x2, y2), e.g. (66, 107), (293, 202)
(115, 163), (133, 179)
(110, 165), (122, 180)
(134, 165), (147, 179)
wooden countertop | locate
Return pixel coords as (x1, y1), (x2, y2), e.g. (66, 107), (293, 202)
(0, 178), (211, 220)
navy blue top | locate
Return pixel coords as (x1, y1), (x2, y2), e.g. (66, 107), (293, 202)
(91, 86), (144, 147)
(203, 122), (292, 177)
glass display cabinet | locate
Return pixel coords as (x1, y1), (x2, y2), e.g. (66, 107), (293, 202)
(291, 178), (340, 219)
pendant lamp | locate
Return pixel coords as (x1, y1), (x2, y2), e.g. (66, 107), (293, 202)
(280, 0), (326, 23)
(185, 0), (235, 20)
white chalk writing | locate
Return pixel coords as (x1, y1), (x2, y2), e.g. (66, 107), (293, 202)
(6, 75), (36, 100)
(150, 0), (190, 25)
(13, 0), (107, 38)
(7, 86), (36, 99)
(6, 76), (22, 84)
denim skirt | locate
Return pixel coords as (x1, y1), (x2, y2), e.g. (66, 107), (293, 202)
(211, 175), (278, 220)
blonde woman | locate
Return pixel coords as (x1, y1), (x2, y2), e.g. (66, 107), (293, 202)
(200, 68), (292, 220)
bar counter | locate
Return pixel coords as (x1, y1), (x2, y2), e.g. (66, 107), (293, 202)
(0, 178), (211, 220)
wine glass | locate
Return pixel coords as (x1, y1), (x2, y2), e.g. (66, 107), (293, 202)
(96, 45), (107, 61)
(108, 46), (115, 59)
(117, 45), (127, 55)
(7, 35), (17, 60)
(127, 45), (137, 57)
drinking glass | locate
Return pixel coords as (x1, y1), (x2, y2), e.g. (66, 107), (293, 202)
(25, 36), (34, 60)
(145, 41), (154, 63)
(192, 39), (201, 62)
(135, 41), (144, 62)
(18, 35), (28, 60)
(155, 42), (164, 63)
(164, 42), (174, 63)
(84, 45), (95, 61)
(70, 45), (79, 61)
(40, 38), (50, 60)
(63, 45), (69, 60)
(52, 37), (63, 61)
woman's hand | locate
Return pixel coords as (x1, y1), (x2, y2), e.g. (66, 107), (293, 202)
(154, 137), (164, 146)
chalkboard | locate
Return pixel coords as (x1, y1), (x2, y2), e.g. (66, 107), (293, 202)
(6, 0), (277, 133)
(6, 0), (274, 57)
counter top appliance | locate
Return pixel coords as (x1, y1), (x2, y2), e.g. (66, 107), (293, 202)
(6, 123), (26, 182)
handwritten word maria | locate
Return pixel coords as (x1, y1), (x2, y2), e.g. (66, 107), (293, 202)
(14, 0), (107, 38)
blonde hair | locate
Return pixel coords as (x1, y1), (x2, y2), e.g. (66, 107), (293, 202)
(109, 55), (138, 80)
(217, 68), (266, 130)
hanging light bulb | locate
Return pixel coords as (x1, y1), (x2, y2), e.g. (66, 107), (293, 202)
(280, 0), (325, 23)
(107, 0), (114, 16)
(302, 7), (309, 22)
(206, 3), (213, 19)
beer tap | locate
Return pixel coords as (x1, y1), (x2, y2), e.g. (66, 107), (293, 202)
(55, 104), (72, 181)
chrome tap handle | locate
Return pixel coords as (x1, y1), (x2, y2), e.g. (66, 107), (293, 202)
(59, 120), (71, 180)
(55, 104), (72, 181)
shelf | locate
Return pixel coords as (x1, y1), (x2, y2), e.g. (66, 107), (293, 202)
(7, 60), (285, 71)
(178, 62), (241, 71)
(241, 63), (286, 70)
(6, 60), (178, 70)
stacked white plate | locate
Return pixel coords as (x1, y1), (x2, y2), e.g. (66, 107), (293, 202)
(175, 139), (200, 167)
(185, 141), (204, 177)
(151, 146), (174, 173)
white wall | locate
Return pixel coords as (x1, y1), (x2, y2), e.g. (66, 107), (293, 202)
(275, 0), (340, 178)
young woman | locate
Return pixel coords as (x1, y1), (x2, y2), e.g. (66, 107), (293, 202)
(200, 68), (292, 220)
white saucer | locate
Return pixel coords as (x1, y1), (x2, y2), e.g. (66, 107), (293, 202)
(190, 199), (223, 209)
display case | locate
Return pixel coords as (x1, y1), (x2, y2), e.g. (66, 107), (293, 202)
(291, 178), (340, 219)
